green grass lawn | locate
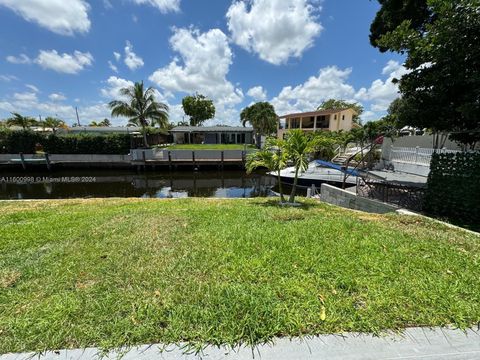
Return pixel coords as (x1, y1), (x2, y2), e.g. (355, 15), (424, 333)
(1, 198), (479, 354)
(165, 144), (256, 150)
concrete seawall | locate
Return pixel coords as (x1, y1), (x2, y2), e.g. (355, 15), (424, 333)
(321, 183), (398, 214)
(0, 150), (249, 169)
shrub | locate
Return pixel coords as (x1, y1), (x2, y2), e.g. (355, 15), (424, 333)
(42, 134), (131, 154)
(425, 152), (480, 226)
(0, 131), (131, 154)
(0, 130), (41, 153)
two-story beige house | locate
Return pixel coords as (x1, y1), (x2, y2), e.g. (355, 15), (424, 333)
(277, 108), (358, 139)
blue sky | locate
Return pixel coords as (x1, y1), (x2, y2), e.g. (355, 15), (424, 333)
(0, 0), (405, 126)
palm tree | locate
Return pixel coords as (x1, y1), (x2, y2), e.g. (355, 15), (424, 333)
(6, 112), (37, 130)
(246, 137), (288, 203)
(284, 130), (317, 203)
(43, 117), (67, 134)
(109, 81), (169, 148)
(241, 102), (277, 148)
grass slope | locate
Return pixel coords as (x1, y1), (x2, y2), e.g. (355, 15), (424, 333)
(0, 198), (479, 353)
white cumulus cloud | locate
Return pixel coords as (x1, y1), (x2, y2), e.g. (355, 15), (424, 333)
(149, 27), (243, 124)
(226, 0), (322, 65)
(34, 50), (94, 74)
(108, 61), (119, 73)
(6, 54), (32, 64)
(355, 60), (408, 112)
(0, 0), (90, 35)
(271, 66), (356, 116)
(247, 86), (267, 101)
(101, 76), (135, 99)
(113, 52), (121, 61)
(124, 41), (144, 71)
(49, 93), (66, 101)
(131, 0), (180, 13)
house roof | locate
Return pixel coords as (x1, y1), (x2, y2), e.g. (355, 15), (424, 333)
(68, 126), (142, 133)
(279, 108), (357, 119)
(170, 126), (254, 133)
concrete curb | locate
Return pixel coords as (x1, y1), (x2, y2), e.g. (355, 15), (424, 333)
(2, 327), (480, 360)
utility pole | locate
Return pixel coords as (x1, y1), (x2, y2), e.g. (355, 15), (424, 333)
(75, 107), (81, 126)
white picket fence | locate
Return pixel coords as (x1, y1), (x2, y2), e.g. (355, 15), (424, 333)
(389, 146), (460, 166)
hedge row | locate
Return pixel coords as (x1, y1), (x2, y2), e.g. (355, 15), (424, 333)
(425, 152), (480, 226)
(0, 130), (131, 154)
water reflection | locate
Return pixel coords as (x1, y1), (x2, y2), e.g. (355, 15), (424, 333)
(0, 169), (276, 200)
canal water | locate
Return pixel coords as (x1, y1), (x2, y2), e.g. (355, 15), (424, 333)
(0, 169), (278, 200)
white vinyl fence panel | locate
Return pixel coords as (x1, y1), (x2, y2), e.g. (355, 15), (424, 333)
(389, 146), (460, 166)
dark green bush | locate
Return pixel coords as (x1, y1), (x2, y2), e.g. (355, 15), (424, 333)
(42, 134), (131, 154)
(425, 152), (480, 227)
(0, 131), (131, 154)
(0, 130), (41, 153)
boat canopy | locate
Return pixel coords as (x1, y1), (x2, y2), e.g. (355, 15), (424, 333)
(314, 160), (360, 177)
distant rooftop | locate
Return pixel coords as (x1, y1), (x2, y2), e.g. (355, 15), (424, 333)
(279, 108), (356, 119)
(68, 126), (142, 133)
(171, 126), (254, 133)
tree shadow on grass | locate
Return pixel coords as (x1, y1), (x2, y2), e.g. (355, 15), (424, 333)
(255, 199), (317, 210)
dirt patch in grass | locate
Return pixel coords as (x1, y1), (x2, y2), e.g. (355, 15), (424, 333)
(0, 270), (21, 288)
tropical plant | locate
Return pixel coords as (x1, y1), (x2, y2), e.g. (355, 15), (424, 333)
(240, 102), (277, 148)
(109, 81), (169, 148)
(182, 94), (215, 126)
(308, 132), (341, 160)
(6, 113), (37, 130)
(246, 137), (288, 203)
(284, 130), (317, 203)
(42, 117), (67, 134)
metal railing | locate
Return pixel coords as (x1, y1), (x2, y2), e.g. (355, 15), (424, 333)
(389, 146), (460, 166)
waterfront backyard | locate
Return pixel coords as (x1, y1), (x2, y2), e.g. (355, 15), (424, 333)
(1, 198), (479, 354)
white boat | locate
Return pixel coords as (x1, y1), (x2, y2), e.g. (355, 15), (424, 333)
(269, 160), (358, 187)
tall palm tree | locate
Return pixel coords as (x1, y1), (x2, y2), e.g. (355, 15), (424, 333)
(284, 130), (317, 203)
(6, 113), (37, 130)
(246, 137), (288, 203)
(109, 81), (169, 148)
(241, 102), (277, 148)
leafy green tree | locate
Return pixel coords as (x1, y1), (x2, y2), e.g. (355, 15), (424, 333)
(317, 99), (364, 124)
(246, 137), (288, 203)
(6, 113), (37, 130)
(240, 102), (277, 148)
(371, 0), (480, 148)
(369, 0), (431, 52)
(109, 81), (169, 148)
(100, 118), (111, 127)
(284, 130), (317, 203)
(90, 119), (111, 127)
(43, 117), (67, 134)
(182, 94), (215, 126)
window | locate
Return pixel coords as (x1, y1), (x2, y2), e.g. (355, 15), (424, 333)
(302, 116), (315, 129)
(342, 115), (345, 120)
(316, 116), (329, 128)
(334, 115), (337, 120)
(279, 119), (286, 129)
(290, 118), (301, 129)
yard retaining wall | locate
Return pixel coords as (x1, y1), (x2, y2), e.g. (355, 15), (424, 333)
(320, 183), (398, 214)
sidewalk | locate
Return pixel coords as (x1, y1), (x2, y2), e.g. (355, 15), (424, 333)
(2, 327), (480, 360)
